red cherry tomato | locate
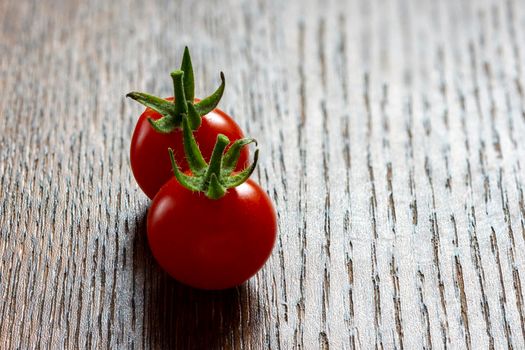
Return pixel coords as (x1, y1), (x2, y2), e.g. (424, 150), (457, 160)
(130, 98), (249, 199)
(147, 176), (277, 290)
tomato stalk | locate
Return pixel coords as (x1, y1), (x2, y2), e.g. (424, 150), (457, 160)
(172, 71), (188, 117)
(202, 135), (230, 198)
(126, 47), (225, 133)
(168, 117), (258, 200)
(180, 46), (195, 102)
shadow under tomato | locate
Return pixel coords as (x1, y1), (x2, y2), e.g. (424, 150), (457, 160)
(134, 207), (257, 349)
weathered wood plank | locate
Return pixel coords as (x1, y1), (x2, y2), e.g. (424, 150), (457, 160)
(1, 0), (525, 348)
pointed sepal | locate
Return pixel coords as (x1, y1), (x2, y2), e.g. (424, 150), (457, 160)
(180, 46), (195, 102)
(126, 92), (180, 133)
(194, 72), (225, 116)
(168, 148), (202, 191)
(147, 116), (179, 134)
(125, 92), (176, 117)
(181, 117), (207, 174)
(187, 103), (202, 130)
(224, 149), (259, 188)
(222, 138), (256, 176)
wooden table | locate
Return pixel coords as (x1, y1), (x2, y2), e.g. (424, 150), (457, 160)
(2, 0), (525, 348)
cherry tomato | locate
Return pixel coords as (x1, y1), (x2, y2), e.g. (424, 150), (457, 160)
(130, 98), (249, 199)
(147, 176), (277, 290)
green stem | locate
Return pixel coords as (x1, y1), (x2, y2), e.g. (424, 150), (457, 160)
(206, 174), (226, 199)
(171, 70), (188, 118)
(186, 102), (202, 130)
(202, 134), (230, 187)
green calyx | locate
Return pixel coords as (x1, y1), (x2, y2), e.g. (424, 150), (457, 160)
(126, 46), (226, 133)
(169, 116), (259, 200)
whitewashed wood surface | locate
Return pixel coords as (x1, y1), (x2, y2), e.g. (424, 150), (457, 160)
(1, 0), (525, 348)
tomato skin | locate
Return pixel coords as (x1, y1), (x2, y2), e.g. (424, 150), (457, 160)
(130, 97), (249, 199)
(147, 177), (277, 290)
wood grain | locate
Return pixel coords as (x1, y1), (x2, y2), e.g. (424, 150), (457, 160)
(1, 0), (525, 348)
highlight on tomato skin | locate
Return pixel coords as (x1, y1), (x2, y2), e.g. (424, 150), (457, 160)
(129, 98), (248, 199)
(147, 177), (277, 290)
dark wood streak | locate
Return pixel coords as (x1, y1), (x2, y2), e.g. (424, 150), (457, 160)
(417, 270), (433, 349)
(425, 156), (450, 346)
